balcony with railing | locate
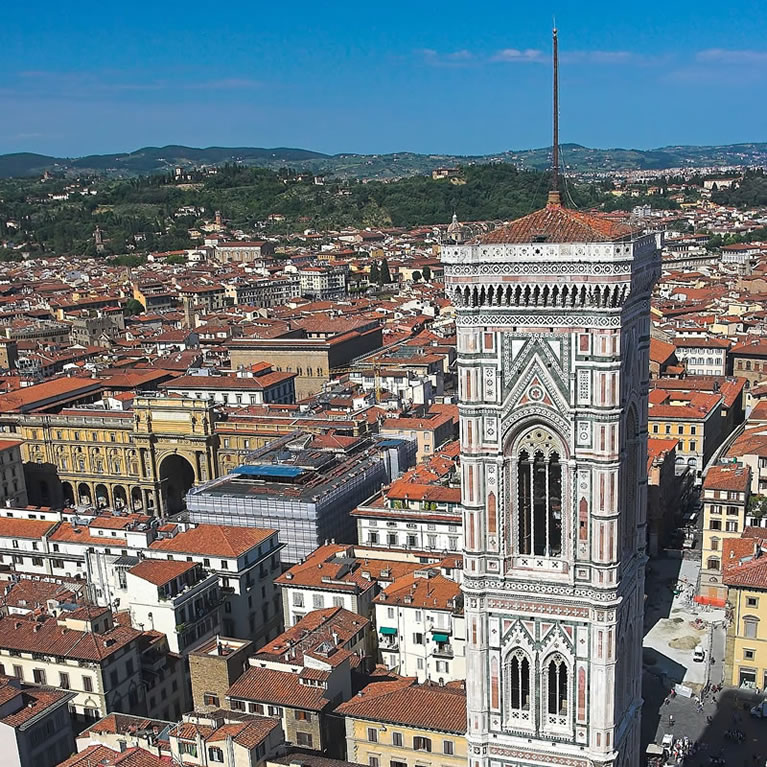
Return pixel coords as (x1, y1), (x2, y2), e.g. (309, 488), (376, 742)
(431, 643), (454, 658)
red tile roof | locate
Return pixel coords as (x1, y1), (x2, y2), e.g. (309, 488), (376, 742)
(375, 571), (461, 611)
(386, 479), (461, 504)
(275, 544), (422, 593)
(50, 522), (127, 547)
(649, 338), (677, 365)
(255, 606), (369, 667)
(149, 525), (276, 558)
(646, 438), (678, 472)
(86, 712), (171, 736)
(478, 200), (637, 244)
(227, 666), (330, 711)
(0, 377), (103, 413)
(336, 679), (467, 733)
(128, 559), (198, 586)
(722, 537), (767, 589)
(0, 517), (58, 539)
(0, 684), (72, 727)
(703, 463), (750, 492)
(0, 615), (140, 661)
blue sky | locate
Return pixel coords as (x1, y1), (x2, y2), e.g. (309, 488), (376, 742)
(2, 0), (766, 156)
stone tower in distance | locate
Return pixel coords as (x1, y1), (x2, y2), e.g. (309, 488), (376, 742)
(443, 29), (661, 767)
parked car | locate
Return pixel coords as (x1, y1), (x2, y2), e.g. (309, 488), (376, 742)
(693, 647), (705, 662)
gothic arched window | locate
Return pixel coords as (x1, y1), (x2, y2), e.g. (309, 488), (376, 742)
(515, 428), (564, 557)
(546, 654), (569, 716)
(506, 650), (531, 711)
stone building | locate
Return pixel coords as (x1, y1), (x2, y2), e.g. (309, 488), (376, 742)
(227, 321), (383, 400)
(337, 678), (467, 767)
(189, 637), (254, 713)
(0, 439), (28, 508)
(443, 188), (659, 767)
(700, 462), (751, 603)
(1, 384), (220, 515)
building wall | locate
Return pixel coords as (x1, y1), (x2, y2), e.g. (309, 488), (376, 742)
(375, 603), (466, 684)
(701, 486), (748, 600)
(229, 329), (383, 400)
(189, 640), (253, 712)
(732, 354), (767, 410)
(356, 516), (462, 554)
(344, 716), (467, 767)
(675, 347), (727, 377)
(0, 444), (28, 508)
(0, 643), (143, 722)
(229, 348), (331, 401)
(15, 396), (218, 515)
(126, 571), (221, 654)
(282, 585), (370, 627)
(729, 585), (767, 689)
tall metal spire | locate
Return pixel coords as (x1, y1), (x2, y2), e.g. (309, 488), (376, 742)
(548, 26), (561, 207)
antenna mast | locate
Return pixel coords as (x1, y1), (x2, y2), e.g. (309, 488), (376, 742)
(549, 26), (561, 206)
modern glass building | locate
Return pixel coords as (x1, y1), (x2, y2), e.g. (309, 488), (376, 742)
(186, 432), (415, 563)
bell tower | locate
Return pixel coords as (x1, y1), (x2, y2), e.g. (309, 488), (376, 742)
(443, 29), (660, 767)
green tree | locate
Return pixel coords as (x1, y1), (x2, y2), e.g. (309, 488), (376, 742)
(369, 261), (380, 284)
(379, 258), (392, 285)
(111, 254), (146, 267)
(422, 265), (432, 282)
(412, 270), (422, 283)
(165, 253), (187, 264)
(123, 298), (145, 316)
(748, 495), (767, 519)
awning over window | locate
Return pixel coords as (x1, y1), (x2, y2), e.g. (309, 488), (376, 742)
(380, 626), (398, 635)
(432, 632), (449, 643)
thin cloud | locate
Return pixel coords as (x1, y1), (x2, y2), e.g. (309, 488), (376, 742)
(183, 78), (262, 90)
(665, 49), (767, 84)
(491, 48), (545, 63)
(418, 48), (475, 67)
(696, 48), (767, 64)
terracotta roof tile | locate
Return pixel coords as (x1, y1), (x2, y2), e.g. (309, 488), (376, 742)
(478, 201), (637, 244)
(227, 666), (330, 711)
(275, 544), (422, 593)
(374, 571), (461, 611)
(722, 538), (767, 588)
(0, 615), (140, 662)
(336, 680), (466, 733)
(703, 463), (750, 492)
(128, 559), (198, 586)
(0, 517), (58, 539)
(149, 525), (276, 558)
(255, 606), (369, 667)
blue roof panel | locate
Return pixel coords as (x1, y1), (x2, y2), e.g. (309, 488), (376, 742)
(233, 464), (305, 478)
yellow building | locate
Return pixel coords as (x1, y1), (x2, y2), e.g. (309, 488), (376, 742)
(723, 535), (767, 690)
(648, 390), (722, 478)
(0, 381), (219, 515)
(336, 678), (467, 767)
(700, 463), (751, 603)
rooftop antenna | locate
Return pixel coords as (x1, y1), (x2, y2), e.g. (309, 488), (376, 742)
(549, 24), (561, 207)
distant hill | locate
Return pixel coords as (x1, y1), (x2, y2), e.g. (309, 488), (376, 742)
(1, 142), (766, 179)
